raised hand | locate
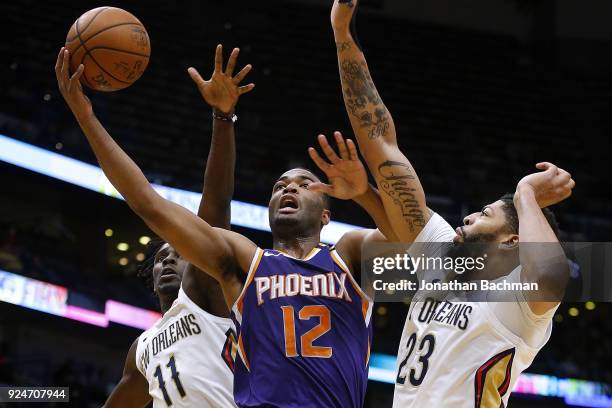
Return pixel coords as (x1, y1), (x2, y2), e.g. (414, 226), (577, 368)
(517, 162), (575, 208)
(188, 44), (255, 114)
(308, 131), (369, 200)
(331, 0), (359, 33)
(55, 47), (92, 119)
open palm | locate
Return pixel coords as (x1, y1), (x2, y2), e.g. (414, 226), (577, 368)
(308, 132), (368, 200)
(188, 44), (255, 114)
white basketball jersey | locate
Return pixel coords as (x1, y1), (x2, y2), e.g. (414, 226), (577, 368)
(393, 214), (554, 407)
(135, 287), (237, 408)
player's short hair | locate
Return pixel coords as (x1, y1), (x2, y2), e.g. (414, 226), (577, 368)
(136, 237), (165, 291)
(498, 193), (560, 237)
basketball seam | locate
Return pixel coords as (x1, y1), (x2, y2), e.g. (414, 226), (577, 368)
(76, 15), (131, 86)
(76, 15), (95, 89)
(66, 7), (109, 42)
(87, 46), (150, 58)
(69, 22), (145, 57)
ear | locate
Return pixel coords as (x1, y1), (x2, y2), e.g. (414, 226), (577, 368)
(499, 234), (519, 250)
(321, 209), (331, 226)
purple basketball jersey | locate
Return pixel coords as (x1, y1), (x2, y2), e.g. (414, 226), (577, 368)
(231, 244), (373, 407)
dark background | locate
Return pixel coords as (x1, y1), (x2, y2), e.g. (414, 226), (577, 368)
(0, 0), (610, 406)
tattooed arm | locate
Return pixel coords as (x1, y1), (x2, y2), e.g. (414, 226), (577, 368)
(331, 0), (430, 242)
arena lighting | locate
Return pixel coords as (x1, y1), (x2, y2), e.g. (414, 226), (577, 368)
(0, 268), (159, 330)
(0, 134), (360, 244)
(0, 269), (609, 405)
(139, 235), (151, 245)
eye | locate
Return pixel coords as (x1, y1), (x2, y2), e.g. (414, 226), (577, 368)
(274, 183), (285, 191)
(300, 183), (309, 189)
(481, 210), (488, 217)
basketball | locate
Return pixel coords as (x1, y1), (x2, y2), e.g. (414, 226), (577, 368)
(64, 7), (150, 92)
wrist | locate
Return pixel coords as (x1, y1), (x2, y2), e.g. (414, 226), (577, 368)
(514, 183), (536, 205)
(73, 108), (95, 123)
(212, 109), (237, 124)
(213, 107), (235, 116)
(353, 184), (374, 204)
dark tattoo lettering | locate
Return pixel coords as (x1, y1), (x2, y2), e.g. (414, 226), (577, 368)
(340, 60), (389, 139)
(377, 160), (426, 231)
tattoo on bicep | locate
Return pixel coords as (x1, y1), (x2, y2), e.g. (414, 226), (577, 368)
(340, 60), (389, 139)
(377, 160), (426, 232)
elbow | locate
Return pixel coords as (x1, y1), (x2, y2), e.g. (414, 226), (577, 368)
(525, 259), (570, 301)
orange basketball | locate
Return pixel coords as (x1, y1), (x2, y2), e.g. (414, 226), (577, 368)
(64, 7), (151, 92)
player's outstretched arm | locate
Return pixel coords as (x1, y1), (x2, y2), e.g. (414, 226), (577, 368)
(103, 339), (150, 408)
(55, 48), (256, 303)
(189, 44), (254, 228)
(308, 131), (397, 242)
(514, 162), (575, 315)
(331, 0), (430, 242)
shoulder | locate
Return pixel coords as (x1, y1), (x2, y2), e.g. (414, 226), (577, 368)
(413, 212), (456, 243)
(214, 228), (259, 277)
(334, 228), (385, 274)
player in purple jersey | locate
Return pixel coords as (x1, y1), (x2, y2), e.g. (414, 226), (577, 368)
(55, 34), (397, 405)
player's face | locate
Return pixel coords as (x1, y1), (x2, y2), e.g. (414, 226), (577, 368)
(268, 169), (330, 233)
(152, 243), (188, 296)
(454, 200), (514, 244)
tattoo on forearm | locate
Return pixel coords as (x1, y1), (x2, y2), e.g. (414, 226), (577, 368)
(340, 59), (389, 139)
(377, 160), (426, 231)
(336, 41), (353, 53)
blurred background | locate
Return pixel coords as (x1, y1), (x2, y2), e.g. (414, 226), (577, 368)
(1, 0), (611, 406)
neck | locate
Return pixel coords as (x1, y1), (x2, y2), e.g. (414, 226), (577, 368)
(273, 234), (321, 259)
(158, 293), (177, 315)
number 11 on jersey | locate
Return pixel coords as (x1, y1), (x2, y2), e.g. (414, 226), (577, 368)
(154, 355), (186, 406)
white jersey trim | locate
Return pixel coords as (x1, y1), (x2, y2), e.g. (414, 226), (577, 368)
(231, 247), (264, 324)
(330, 249), (374, 326)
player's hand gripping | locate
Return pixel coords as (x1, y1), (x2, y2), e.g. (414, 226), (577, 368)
(308, 132), (369, 200)
(55, 47), (92, 119)
(331, 0), (359, 33)
(516, 162), (575, 208)
(188, 44), (255, 114)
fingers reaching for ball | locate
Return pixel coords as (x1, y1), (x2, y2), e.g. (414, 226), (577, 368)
(55, 47), (93, 118)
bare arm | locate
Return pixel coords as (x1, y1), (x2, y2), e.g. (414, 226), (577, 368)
(103, 339), (150, 408)
(189, 44), (255, 228)
(514, 163), (575, 315)
(308, 132), (396, 241)
(331, 0), (430, 242)
(55, 48), (256, 304)
(184, 46), (255, 313)
(307, 132), (395, 273)
(353, 184), (399, 242)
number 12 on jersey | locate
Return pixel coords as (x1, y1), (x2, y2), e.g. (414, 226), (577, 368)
(282, 305), (332, 358)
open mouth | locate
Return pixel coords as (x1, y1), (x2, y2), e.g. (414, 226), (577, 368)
(161, 267), (177, 277)
(279, 195), (299, 214)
